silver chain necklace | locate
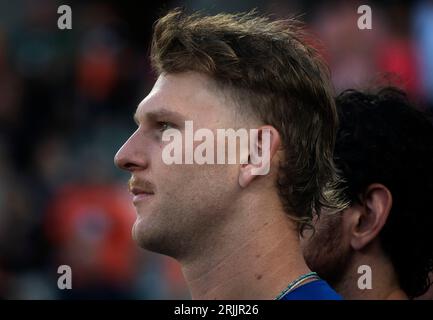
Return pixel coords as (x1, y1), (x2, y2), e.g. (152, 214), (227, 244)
(274, 271), (320, 300)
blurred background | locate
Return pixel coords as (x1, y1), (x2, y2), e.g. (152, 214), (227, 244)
(0, 0), (432, 299)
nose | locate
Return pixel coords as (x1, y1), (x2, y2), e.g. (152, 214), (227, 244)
(114, 130), (148, 172)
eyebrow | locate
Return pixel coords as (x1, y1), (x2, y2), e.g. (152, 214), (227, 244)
(133, 108), (185, 125)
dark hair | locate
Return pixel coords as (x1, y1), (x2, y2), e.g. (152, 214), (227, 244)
(335, 87), (433, 298)
(151, 9), (346, 228)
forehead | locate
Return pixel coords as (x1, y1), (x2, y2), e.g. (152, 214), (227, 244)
(135, 72), (234, 125)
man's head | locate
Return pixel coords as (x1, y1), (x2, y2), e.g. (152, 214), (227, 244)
(115, 9), (342, 260)
(302, 87), (433, 298)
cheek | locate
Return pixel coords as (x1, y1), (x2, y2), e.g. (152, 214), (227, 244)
(167, 164), (237, 205)
(308, 217), (342, 250)
(152, 135), (239, 197)
(299, 229), (313, 250)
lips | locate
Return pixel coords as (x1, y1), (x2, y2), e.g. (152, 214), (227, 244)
(130, 187), (154, 204)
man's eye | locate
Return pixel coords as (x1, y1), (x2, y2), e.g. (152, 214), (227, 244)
(158, 122), (173, 132)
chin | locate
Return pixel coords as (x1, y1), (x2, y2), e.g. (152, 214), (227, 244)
(131, 217), (176, 256)
(132, 217), (153, 247)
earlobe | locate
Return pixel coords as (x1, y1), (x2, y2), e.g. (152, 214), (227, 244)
(238, 165), (254, 188)
(237, 126), (281, 188)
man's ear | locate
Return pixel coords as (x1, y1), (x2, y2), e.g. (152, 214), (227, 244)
(238, 126), (281, 188)
(349, 183), (393, 250)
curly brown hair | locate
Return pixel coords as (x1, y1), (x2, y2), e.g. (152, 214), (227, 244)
(150, 9), (347, 229)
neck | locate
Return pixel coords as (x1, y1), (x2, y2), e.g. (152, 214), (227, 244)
(334, 242), (408, 300)
(180, 199), (311, 299)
